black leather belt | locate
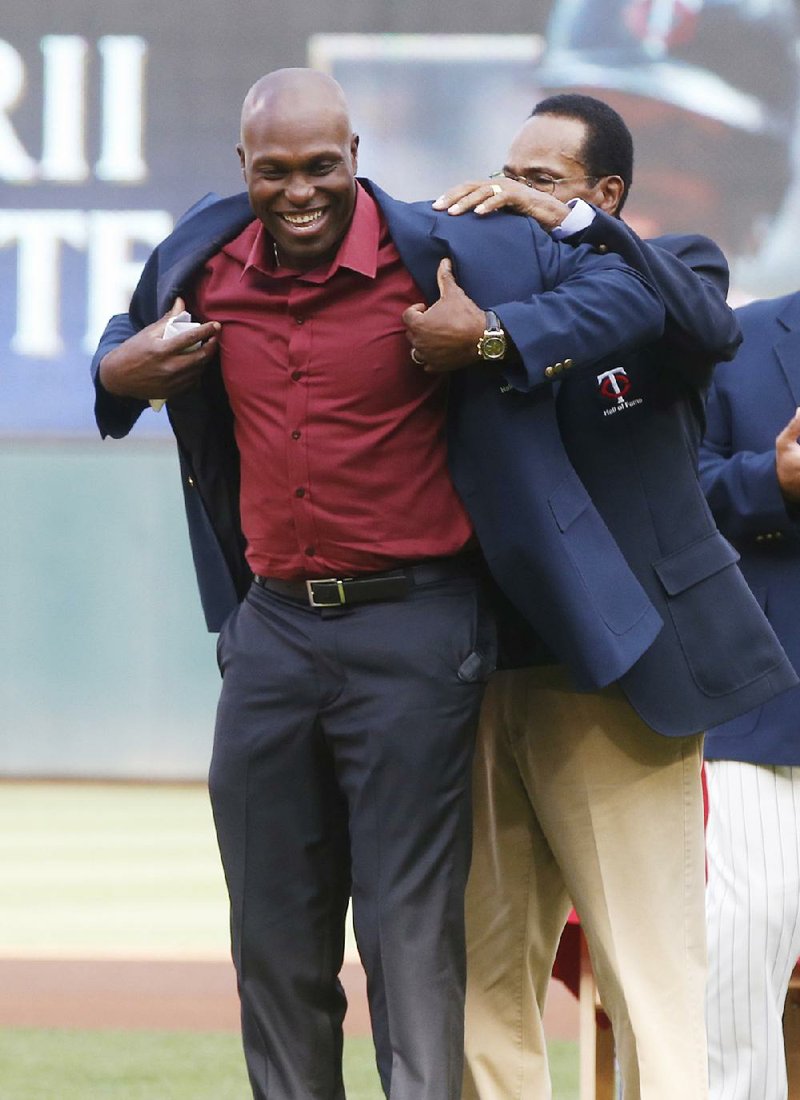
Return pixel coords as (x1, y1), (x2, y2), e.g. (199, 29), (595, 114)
(253, 558), (477, 608)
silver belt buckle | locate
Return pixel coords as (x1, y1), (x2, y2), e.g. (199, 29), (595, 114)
(306, 578), (348, 607)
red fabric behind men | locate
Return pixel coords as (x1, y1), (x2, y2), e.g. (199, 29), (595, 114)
(188, 184), (473, 580)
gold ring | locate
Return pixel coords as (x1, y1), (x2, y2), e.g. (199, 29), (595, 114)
(490, 183), (502, 196)
(410, 348), (426, 366)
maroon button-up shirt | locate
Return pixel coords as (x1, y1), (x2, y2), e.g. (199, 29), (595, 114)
(188, 184), (473, 580)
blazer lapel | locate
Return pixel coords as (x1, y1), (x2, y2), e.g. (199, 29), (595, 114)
(774, 293), (800, 407)
(156, 192), (254, 313)
(366, 179), (446, 304)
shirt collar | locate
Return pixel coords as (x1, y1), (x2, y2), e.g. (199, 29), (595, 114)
(243, 181), (380, 283)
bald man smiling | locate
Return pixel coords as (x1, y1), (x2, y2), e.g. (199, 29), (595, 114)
(91, 69), (669, 1099)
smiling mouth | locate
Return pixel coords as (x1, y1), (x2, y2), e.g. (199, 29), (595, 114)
(278, 209), (326, 229)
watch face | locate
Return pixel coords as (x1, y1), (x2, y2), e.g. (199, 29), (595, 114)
(481, 334), (506, 359)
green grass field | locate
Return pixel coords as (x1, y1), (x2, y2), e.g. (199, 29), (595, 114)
(0, 782), (230, 960)
(0, 783), (579, 1097)
(0, 1030), (579, 1099)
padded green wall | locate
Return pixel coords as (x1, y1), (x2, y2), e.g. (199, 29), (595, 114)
(0, 439), (220, 778)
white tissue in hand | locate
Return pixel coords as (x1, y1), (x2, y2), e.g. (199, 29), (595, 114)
(150, 311), (202, 411)
(163, 311), (202, 343)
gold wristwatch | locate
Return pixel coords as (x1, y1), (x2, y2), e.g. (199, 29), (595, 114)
(476, 309), (507, 361)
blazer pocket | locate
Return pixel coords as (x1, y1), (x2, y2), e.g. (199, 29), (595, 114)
(653, 533), (782, 697)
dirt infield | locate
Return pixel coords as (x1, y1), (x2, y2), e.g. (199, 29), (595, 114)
(0, 959), (366, 1034)
(0, 958), (578, 1038)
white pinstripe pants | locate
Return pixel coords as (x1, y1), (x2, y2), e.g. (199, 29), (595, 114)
(706, 759), (800, 1100)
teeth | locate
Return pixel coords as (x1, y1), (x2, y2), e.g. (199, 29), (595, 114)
(281, 210), (323, 226)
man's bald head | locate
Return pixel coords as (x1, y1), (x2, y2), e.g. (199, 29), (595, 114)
(236, 68), (360, 271)
(240, 68), (353, 141)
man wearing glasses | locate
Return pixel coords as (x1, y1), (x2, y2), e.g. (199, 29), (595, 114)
(422, 94), (795, 1099)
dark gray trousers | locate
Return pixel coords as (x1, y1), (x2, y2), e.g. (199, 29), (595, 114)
(209, 572), (495, 1100)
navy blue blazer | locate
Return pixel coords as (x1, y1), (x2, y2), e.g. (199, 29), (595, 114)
(93, 180), (670, 690)
(90, 182), (794, 718)
(700, 291), (800, 764)
(530, 210), (797, 735)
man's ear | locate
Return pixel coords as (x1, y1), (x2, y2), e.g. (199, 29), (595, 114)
(236, 143), (246, 179)
(350, 133), (360, 174)
(593, 175), (625, 216)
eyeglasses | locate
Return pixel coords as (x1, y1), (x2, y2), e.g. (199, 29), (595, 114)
(490, 170), (599, 194)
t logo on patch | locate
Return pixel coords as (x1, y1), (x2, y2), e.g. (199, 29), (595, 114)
(597, 367), (632, 404)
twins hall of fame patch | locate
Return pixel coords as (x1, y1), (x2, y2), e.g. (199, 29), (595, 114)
(596, 367), (644, 418)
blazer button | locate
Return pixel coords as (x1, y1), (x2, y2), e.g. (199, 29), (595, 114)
(563, 358), (573, 370)
(596, 244), (608, 253)
(755, 534), (765, 542)
(545, 366), (555, 379)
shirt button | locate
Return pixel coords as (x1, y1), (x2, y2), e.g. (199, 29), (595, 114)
(291, 429), (301, 440)
(295, 487), (306, 498)
(291, 370), (303, 381)
(305, 546), (315, 556)
(294, 315), (305, 325)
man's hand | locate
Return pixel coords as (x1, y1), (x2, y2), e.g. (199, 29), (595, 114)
(776, 408), (800, 503)
(98, 298), (221, 400)
(432, 177), (570, 232)
(403, 259), (486, 373)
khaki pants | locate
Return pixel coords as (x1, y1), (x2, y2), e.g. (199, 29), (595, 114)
(463, 666), (707, 1100)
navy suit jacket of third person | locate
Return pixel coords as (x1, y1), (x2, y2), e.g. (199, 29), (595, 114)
(700, 291), (800, 765)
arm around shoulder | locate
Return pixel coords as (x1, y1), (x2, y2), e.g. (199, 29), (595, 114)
(493, 231), (665, 393)
(577, 212), (741, 368)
